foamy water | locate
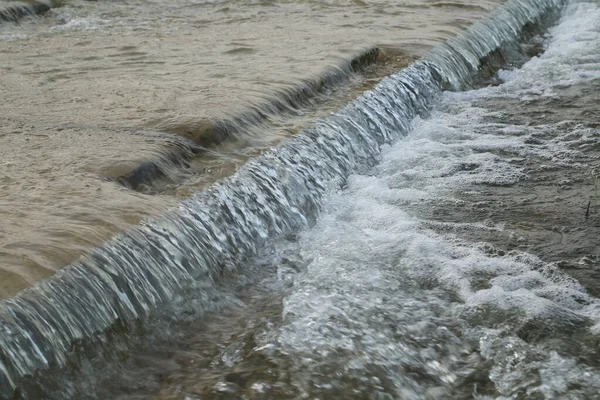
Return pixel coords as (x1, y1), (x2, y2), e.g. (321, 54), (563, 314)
(191, 3), (599, 398)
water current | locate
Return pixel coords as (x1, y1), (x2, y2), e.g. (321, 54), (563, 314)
(97, 3), (600, 398)
(0, 0), (502, 298)
(1, 0), (599, 398)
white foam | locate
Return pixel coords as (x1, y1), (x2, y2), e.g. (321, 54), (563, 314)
(50, 16), (112, 32)
(494, 3), (600, 91)
(248, 3), (600, 398)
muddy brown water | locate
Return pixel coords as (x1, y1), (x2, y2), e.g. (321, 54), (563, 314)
(0, 0), (504, 298)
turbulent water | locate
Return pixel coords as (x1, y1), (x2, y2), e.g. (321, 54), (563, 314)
(1, 0), (599, 398)
(96, 3), (600, 399)
(0, 0), (503, 298)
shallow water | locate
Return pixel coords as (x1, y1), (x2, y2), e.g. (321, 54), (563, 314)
(0, 0), (503, 298)
(65, 2), (600, 399)
(1, 0), (599, 398)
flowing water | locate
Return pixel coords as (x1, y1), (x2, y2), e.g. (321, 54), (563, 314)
(97, 3), (600, 399)
(1, 0), (600, 398)
(0, 0), (503, 298)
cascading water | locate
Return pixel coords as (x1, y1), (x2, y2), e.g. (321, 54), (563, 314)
(0, 60), (441, 398)
(236, 4), (600, 397)
(0, 0), (578, 397)
(0, 1), (56, 24)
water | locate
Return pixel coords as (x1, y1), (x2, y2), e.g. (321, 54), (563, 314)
(97, 3), (600, 398)
(0, 1), (54, 23)
(0, 0), (502, 298)
(1, 0), (599, 398)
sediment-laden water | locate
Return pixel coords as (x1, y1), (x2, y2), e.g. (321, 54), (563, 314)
(1, 0), (599, 398)
(0, 0), (502, 298)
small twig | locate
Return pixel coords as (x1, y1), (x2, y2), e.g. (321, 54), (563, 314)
(585, 200), (591, 219)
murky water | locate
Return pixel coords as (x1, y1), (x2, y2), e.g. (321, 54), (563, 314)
(1, 0), (599, 398)
(89, 3), (600, 399)
(0, 0), (502, 298)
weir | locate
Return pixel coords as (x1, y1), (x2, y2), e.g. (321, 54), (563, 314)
(0, 1), (57, 24)
(0, 0), (567, 397)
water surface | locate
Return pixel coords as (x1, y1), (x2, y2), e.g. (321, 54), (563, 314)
(100, 4), (600, 398)
(0, 0), (502, 297)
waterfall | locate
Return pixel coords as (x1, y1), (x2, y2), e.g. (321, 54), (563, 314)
(0, 1), (56, 24)
(0, 0), (566, 396)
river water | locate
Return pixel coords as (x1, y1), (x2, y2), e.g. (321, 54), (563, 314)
(0, 0), (501, 299)
(93, 3), (600, 399)
(1, 0), (599, 398)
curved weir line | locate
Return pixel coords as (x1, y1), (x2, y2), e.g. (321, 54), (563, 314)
(116, 47), (381, 190)
(0, 1), (58, 24)
(0, 0), (566, 396)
